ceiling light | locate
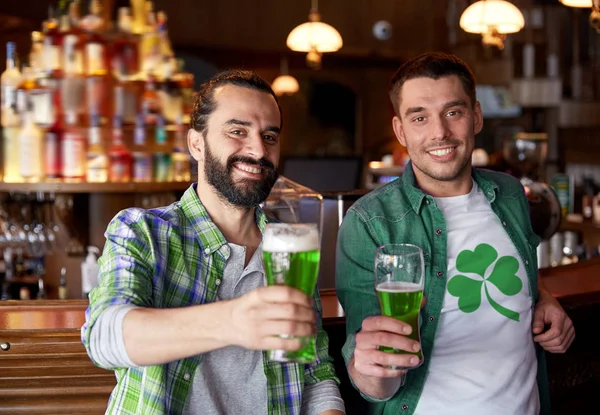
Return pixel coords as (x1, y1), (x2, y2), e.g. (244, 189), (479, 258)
(459, 0), (525, 49)
(286, 0), (342, 69)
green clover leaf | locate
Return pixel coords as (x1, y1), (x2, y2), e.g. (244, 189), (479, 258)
(456, 243), (497, 277)
(447, 275), (482, 313)
(448, 243), (522, 321)
(487, 256), (522, 296)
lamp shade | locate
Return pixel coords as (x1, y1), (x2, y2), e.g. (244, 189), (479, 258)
(271, 75), (300, 96)
(460, 0), (525, 34)
(286, 21), (343, 52)
(559, 0), (592, 7)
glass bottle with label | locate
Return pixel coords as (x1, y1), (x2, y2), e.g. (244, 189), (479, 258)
(141, 74), (161, 125)
(1, 42), (22, 122)
(108, 115), (132, 182)
(153, 114), (171, 182)
(41, 7), (63, 79)
(2, 104), (21, 183)
(81, 0), (107, 77)
(18, 103), (44, 182)
(86, 114), (108, 183)
(140, 0), (161, 77)
(29, 31), (44, 73)
(171, 117), (190, 182)
(132, 114), (152, 182)
(62, 111), (86, 181)
(112, 7), (140, 79)
(44, 90), (63, 180)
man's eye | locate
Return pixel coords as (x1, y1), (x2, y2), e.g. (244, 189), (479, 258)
(263, 135), (278, 142)
(230, 130), (244, 135)
(414, 116), (425, 123)
(446, 110), (460, 117)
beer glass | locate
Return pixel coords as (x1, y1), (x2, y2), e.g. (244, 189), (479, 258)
(374, 243), (424, 370)
(263, 223), (320, 363)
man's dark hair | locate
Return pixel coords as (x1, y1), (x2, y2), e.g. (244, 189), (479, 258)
(190, 69), (281, 133)
(389, 52), (476, 116)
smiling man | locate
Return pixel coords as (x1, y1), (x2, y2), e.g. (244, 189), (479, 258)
(336, 53), (574, 415)
(82, 70), (344, 415)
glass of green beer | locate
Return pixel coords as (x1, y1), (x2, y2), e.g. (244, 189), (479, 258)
(374, 243), (424, 370)
(263, 223), (320, 363)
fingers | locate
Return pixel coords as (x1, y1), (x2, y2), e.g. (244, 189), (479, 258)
(259, 320), (316, 339)
(255, 286), (313, 308)
(356, 329), (420, 354)
(536, 317), (575, 353)
(354, 349), (420, 378)
(258, 302), (316, 325)
(362, 315), (413, 336)
(533, 315), (564, 343)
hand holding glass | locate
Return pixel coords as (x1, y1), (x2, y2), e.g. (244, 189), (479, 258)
(263, 223), (320, 364)
(374, 243), (424, 370)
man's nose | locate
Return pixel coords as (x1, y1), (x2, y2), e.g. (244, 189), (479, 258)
(246, 133), (267, 160)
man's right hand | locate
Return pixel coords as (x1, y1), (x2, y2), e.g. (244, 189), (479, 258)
(225, 285), (316, 351)
(353, 315), (421, 378)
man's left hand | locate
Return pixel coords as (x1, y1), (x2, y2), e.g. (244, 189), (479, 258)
(532, 294), (575, 353)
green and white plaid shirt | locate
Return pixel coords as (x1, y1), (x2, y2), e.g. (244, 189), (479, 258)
(82, 184), (338, 414)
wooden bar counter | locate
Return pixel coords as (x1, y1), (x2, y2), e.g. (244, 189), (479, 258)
(1, 259), (600, 414)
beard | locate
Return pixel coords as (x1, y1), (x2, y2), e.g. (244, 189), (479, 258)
(203, 141), (279, 208)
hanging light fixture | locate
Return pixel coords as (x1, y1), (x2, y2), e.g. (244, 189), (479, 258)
(558, 0), (591, 7)
(559, 0), (600, 34)
(272, 57), (299, 96)
(286, 0), (343, 69)
(459, 0), (525, 49)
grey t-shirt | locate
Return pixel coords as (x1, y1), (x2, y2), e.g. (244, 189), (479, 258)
(89, 242), (345, 415)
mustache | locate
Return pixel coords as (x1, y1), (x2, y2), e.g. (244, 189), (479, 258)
(425, 139), (462, 150)
(227, 155), (276, 171)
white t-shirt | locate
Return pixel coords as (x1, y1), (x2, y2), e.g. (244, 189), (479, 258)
(414, 181), (539, 415)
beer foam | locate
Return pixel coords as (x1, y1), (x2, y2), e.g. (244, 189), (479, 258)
(376, 282), (422, 293)
(263, 224), (319, 253)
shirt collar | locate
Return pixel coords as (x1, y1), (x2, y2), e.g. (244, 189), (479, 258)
(401, 161), (499, 212)
(179, 183), (270, 256)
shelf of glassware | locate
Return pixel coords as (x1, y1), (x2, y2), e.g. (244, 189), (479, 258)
(0, 181), (193, 194)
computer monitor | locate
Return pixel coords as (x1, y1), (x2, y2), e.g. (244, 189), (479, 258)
(281, 156), (363, 192)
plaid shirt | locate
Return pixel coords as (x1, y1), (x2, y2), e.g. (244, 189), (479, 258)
(81, 184), (338, 414)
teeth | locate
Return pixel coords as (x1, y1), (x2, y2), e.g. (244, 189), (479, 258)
(429, 148), (454, 156)
(236, 164), (262, 174)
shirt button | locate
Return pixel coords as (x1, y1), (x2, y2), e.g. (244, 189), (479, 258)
(204, 248), (210, 255)
(402, 404), (409, 411)
(525, 260), (529, 265)
(435, 229), (442, 235)
(429, 316), (435, 322)
(215, 279), (221, 286)
(426, 199), (430, 204)
(437, 271), (443, 277)
(183, 373), (191, 381)
(502, 221), (507, 227)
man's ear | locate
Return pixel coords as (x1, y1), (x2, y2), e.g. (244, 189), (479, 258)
(392, 116), (407, 147)
(188, 129), (204, 162)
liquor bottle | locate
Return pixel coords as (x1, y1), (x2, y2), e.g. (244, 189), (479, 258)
(81, 0), (108, 77)
(1, 42), (22, 121)
(58, 267), (68, 300)
(153, 114), (171, 182)
(112, 7), (140, 79)
(16, 67), (54, 127)
(18, 102), (44, 182)
(141, 74), (161, 124)
(171, 116), (190, 182)
(132, 114), (152, 182)
(140, 1), (161, 77)
(41, 6), (63, 79)
(86, 114), (108, 183)
(2, 104), (21, 183)
(61, 11), (84, 77)
(29, 31), (45, 74)
(62, 111), (86, 181)
(108, 115), (133, 182)
(44, 89), (63, 180)
(159, 62), (183, 123)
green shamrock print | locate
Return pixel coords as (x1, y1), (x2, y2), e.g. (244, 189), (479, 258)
(447, 243), (522, 322)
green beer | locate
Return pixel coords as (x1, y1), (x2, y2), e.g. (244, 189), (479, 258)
(376, 281), (423, 361)
(263, 223), (320, 363)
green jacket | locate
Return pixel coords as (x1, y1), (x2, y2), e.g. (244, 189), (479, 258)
(335, 162), (550, 415)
